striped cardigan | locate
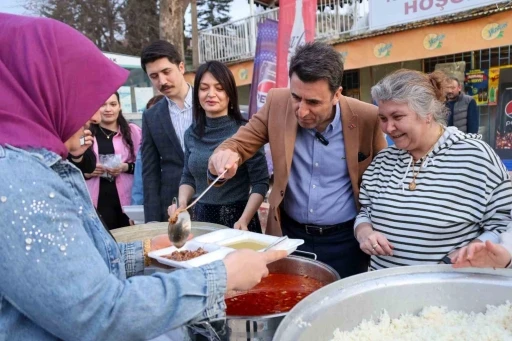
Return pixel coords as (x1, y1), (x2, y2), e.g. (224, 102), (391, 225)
(355, 127), (512, 270)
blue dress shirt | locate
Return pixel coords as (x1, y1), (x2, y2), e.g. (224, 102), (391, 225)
(282, 103), (357, 225)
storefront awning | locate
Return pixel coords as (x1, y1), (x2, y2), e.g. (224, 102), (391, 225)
(337, 11), (512, 70)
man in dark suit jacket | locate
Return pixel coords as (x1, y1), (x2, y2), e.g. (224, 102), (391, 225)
(140, 41), (193, 222)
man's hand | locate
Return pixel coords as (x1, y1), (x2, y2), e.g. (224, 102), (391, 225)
(208, 150), (240, 180)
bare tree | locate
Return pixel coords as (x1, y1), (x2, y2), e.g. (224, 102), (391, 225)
(25, 0), (192, 58)
(25, 0), (125, 53)
(159, 0), (190, 59)
(123, 0), (159, 55)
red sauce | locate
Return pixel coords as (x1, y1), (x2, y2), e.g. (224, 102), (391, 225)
(225, 273), (325, 316)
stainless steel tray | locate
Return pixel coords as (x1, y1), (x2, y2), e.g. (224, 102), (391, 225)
(274, 265), (512, 341)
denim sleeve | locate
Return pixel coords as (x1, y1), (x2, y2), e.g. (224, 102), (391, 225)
(467, 99), (480, 134)
(117, 241), (144, 277)
(0, 157), (227, 341)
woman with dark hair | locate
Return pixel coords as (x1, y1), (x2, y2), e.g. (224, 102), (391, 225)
(170, 61), (269, 232)
(85, 92), (142, 229)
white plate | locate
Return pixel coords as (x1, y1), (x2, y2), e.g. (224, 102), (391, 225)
(193, 228), (244, 244)
(122, 205), (144, 225)
(149, 241), (233, 269)
(200, 230), (305, 255)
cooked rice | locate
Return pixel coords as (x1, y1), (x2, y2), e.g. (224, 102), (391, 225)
(331, 302), (512, 341)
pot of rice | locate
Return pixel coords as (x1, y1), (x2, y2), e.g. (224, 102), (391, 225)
(273, 265), (512, 341)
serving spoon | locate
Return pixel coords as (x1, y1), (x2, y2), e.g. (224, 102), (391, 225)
(168, 168), (229, 248)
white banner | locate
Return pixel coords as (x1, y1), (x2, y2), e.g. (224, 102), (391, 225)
(103, 52), (141, 69)
(134, 87), (155, 113)
(118, 86), (133, 114)
(369, 0), (506, 30)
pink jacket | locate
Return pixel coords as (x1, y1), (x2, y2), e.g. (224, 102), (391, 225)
(86, 123), (142, 208)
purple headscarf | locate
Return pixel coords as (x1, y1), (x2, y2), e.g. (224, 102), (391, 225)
(0, 14), (129, 157)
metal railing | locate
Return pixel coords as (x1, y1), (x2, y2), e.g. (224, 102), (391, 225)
(198, 8), (279, 63)
(198, 0), (370, 64)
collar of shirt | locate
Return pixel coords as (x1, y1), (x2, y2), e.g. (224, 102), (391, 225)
(166, 84), (193, 111)
(307, 102), (342, 137)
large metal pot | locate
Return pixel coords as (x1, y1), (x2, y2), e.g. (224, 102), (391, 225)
(189, 255), (339, 341)
(274, 265), (512, 341)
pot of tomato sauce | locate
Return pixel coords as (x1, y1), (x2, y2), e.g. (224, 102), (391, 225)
(189, 255), (339, 341)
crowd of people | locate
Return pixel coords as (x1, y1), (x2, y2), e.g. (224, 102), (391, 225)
(1, 11), (511, 341)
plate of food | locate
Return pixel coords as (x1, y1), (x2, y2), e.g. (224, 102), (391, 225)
(196, 229), (304, 254)
(148, 241), (234, 269)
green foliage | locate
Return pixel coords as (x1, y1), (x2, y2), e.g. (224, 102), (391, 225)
(197, 0), (233, 30)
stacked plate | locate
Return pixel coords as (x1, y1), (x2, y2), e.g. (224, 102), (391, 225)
(149, 229), (304, 269)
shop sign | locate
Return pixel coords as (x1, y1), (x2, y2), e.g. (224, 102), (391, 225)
(505, 101), (512, 118)
(238, 68), (248, 81)
(423, 33), (445, 50)
(369, 0), (506, 31)
(481, 22), (508, 41)
(102, 52), (141, 69)
(489, 67), (500, 106)
(465, 69), (489, 106)
(373, 43), (392, 58)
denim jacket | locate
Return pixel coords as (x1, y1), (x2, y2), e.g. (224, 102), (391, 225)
(0, 145), (227, 341)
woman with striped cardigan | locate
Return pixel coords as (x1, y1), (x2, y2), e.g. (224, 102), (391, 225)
(354, 69), (512, 271)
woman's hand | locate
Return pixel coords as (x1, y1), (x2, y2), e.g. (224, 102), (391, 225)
(107, 163), (127, 177)
(356, 224), (393, 256)
(234, 219), (249, 231)
(167, 203), (187, 220)
(85, 164), (105, 178)
(69, 128), (93, 158)
(452, 240), (511, 269)
(223, 249), (287, 291)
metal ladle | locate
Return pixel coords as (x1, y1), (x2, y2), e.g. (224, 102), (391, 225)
(168, 168), (229, 248)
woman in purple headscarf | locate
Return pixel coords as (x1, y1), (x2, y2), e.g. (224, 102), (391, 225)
(0, 13), (286, 341)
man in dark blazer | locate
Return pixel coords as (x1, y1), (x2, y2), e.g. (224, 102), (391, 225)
(140, 41), (193, 222)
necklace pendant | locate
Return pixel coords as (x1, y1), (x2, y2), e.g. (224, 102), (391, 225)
(409, 181), (417, 191)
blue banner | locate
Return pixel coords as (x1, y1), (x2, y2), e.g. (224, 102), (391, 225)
(248, 19), (278, 119)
